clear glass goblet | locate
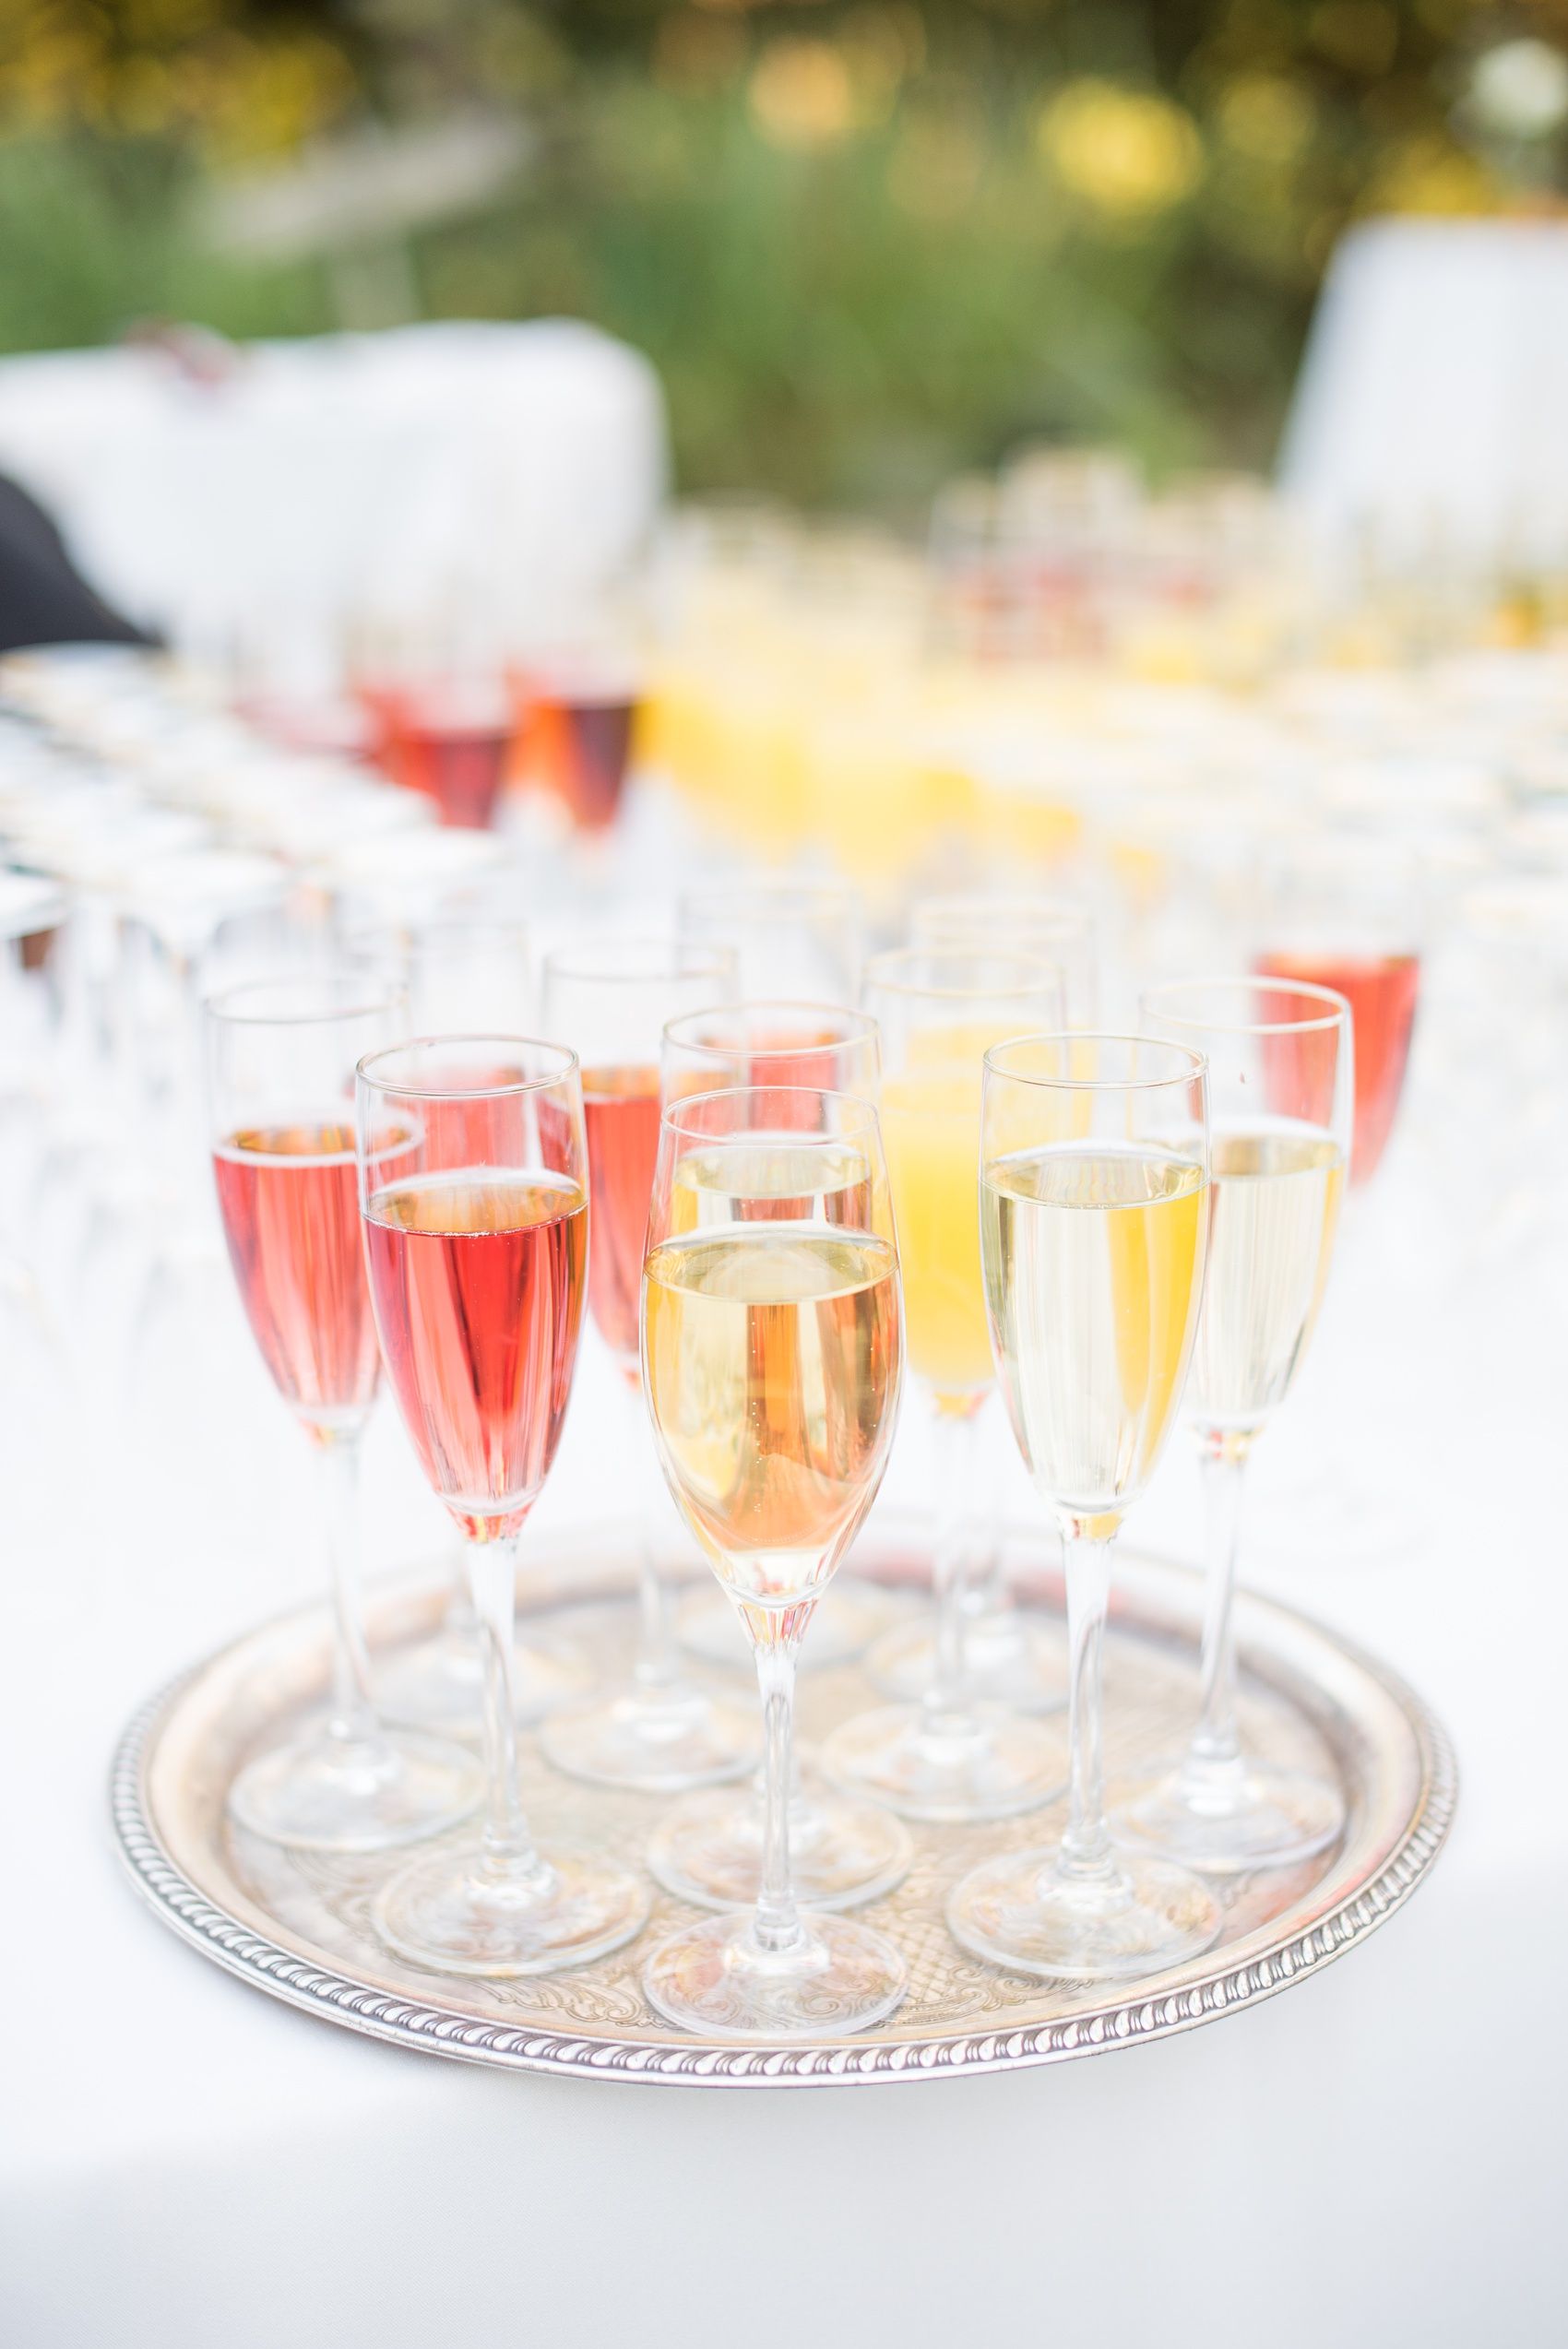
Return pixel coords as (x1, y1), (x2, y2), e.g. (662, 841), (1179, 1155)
(946, 1034), (1221, 1982)
(639, 1085), (909, 2035)
(358, 1036), (649, 1975)
(1116, 978), (1353, 1873)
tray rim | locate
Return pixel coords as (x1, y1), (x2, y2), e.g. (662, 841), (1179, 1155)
(109, 1547), (1458, 2090)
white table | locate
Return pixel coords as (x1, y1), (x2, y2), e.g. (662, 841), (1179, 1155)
(1280, 217), (1568, 572)
(0, 1128), (1562, 2345)
(0, 321), (666, 689)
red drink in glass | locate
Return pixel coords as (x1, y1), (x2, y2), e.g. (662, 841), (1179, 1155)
(1258, 954), (1419, 1184)
(364, 683), (513, 830)
(515, 680), (638, 830)
(213, 1122), (382, 1424)
(582, 1067), (662, 1370)
(363, 1173), (588, 1537)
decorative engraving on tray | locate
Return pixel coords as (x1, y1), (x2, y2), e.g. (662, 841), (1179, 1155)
(111, 1536), (1457, 2085)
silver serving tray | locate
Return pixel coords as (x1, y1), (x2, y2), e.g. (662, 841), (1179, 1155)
(111, 1522), (1456, 2087)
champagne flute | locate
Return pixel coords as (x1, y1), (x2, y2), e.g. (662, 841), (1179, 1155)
(537, 940), (761, 1793)
(898, 896), (1098, 1704)
(639, 1085), (908, 2036)
(647, 1002), (913, 1913)
(1117, 978), (1351, 1871)
(1254, 836), (1418, 1187)
(346, 919), (593, 1734)
(1250, 835), (1420, 1572)
(361, 677), (515, 830)
(662, 999), (893, 1670)
(947, 1034), (1219, 1980)
(821, 950), (1067, 1822)
(356, 1036), (649, 1975)
(678, 879), (861, 1005)
(207, 976), (482, 1851)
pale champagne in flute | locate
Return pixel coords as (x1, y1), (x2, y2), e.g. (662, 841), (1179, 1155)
(947, 1035), (1221, 1983)
(1118, 979), (1352, 1872)
(639, 1086), (908, 2040)
(647, 1003), (914, 1918)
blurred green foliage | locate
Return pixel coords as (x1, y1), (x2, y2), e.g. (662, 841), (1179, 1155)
(0, 0), (1562, 505)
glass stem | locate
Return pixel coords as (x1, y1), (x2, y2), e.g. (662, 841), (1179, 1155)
(469, 1529), (545, 1883)
(316, 1428), (375, 1750)
(634, 1539), (679, 1691)
(1056, 1514), (1118, 1883)
(974, 1406), (1008, 1621)
(1185, 1430), (1250, 1788)
(752, 1629), (804, 1955)
(923, 1402), (978, 1732)
(627, 1371), (680, 1692)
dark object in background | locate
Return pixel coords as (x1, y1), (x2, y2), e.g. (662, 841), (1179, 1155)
(0, 472), (157, 655)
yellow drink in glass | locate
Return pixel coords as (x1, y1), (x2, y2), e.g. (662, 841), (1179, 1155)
(878, 1023), (1023, 1408)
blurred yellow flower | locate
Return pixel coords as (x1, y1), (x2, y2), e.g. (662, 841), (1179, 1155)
(749, 40), (856, 151)
(1368, 132), (1498, 216)
(1038, 80), (1205, 217)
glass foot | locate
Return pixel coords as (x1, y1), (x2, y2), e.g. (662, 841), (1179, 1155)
(820, 1702), (1065, 1823)
(868, 1610), (1066, 1714)
(678, 1578), (895, 1672)
(642, 1910), (907, 2038)
(647, 1782), (913, 1912)
(948, 1845), (1221, 1983)
(1115, 1753), (1346, 1875)
(374, 1841), (650, 1978)
(376, 1628), (591, 1733)
(228, 1726), (482, 1854)
(539, 1682), (760, 1793)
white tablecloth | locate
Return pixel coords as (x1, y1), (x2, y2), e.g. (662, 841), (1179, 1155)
(0, 1126), (1560, 2345)
(0, 321), (666, 687)
(1280, 217), (1568, 571)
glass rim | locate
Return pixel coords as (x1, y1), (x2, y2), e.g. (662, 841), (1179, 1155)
(1141, 975), (1352, 1037)
(983, 1031), (1207, 1092)
(659, 1082), (882, 1140)
(540, 936), (735, 987)
(863, 945), (1066, 1001)
(357, 1033), (579, 1100)
(204, 971), (408, 1027)
(663, 999), (880, 1051)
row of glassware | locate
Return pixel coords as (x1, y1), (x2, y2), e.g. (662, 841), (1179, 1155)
(192, 869), (1379, 2036)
